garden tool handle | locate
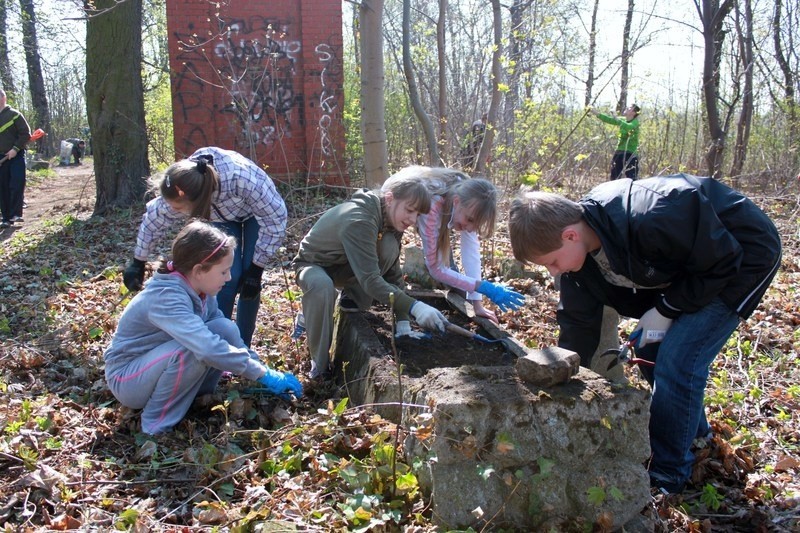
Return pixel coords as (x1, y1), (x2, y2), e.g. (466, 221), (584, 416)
(445, 322), (476, 339)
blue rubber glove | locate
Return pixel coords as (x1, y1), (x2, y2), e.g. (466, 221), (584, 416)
(240, 264), (264, 301)
(476, 280), (525, 312)
(257, 369), (303, 400)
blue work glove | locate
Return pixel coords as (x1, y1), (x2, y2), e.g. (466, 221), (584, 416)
(477, 280), (525, 312)
(257, 369), (303, 400)
(240, 263), (264, 301)
(123, 258), (146, 291)
(632, 307), (673, 348)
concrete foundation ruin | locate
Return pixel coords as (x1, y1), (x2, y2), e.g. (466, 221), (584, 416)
(331, 291), (653, 530)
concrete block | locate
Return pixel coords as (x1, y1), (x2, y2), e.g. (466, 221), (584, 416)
(516, 346), (580, 386)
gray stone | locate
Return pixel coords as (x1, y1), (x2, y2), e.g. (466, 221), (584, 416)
(27, 159), (50, 171)
(406, 367), (652, 530)
(332, 297), (652, 531)
(515, 346), (580, 386)
(401, 246), (437, 289)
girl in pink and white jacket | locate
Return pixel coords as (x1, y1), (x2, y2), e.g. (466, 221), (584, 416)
(384, 166), (524, 324)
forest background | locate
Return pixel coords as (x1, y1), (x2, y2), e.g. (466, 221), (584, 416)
(0, 0), (798, 531)
(0, 0), (798, 195)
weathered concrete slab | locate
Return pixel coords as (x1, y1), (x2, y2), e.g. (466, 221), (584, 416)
(405, 366), (651, 530)
(331, 295), (652, 531)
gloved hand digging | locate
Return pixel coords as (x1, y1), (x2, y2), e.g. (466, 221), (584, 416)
(477, 280), (525, 312)
(395, 320), (430, 340)
(257, 369), (303, 400)
(409, 301), (447, 332)
(240, 263), (264, 300)
(632, 307), (673, 348)
(123, 258), (146, 291)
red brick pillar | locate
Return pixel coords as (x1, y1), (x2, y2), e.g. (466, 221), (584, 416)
(166, 0), (347, 184)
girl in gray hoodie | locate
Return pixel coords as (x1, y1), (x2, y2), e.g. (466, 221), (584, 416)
(105, 220), (301, 434)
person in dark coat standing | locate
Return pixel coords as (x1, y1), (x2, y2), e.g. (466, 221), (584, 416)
(0, 89), (31, 228)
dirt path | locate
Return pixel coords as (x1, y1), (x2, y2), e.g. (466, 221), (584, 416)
(0, 160), (96, 242)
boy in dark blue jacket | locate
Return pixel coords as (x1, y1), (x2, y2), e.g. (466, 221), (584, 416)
(508, 174), (781, 493)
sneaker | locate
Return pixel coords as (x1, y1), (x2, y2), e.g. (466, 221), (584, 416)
(291, 313), (306, 339)
(649, 474), (685, 495)
(338, 292), (359, 312)
(0, 221), (10, 228)
(10, 216), (23, 223)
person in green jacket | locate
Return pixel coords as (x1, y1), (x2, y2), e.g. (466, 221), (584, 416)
(291, 171), (448, 381)
(591, 103), (640, 180)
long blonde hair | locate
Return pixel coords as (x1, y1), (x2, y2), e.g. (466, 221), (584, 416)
(384, 166), (497, 262)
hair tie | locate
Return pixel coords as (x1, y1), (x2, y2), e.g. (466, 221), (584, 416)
(190, 154), (214, 174)
(167, 260), (175, 271)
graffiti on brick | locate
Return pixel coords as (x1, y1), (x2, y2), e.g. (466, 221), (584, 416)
(171, 12), (344, 166)
(172, 17), (304, 152)
(314, 41), (341, 156)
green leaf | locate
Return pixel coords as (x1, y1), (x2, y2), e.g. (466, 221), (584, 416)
(395, 471), (418, 492)
(700, 483), (723, 511)
(333, 397), (349, 416)
(219, 482), (235, 497)
(115, 508), (139, 529)
(587, 486), (606, 505)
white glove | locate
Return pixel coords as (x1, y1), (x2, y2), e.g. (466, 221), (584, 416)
(410, 301), (447, 333)
(633, 307), (673, 347)
(395, 320), (429, 339)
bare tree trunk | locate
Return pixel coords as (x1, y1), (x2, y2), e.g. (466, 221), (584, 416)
(773, 0), (798, 169)
(617, 0), (634, 113)
(0, 0), (14, 97)
(20, 0), (52, 155)
(351, 2), (360, 68)
(585, 0), (599, 107)
(360, 0), (388, 187)
(86, 0), (149, 214)
(698, 0), (734, 179)
(729, 0), (753, 185)
(402, 0), (439, 166)
(475, 0), (502, 176)
(505, 0), (530, 144)
(437, 0), (448, 161)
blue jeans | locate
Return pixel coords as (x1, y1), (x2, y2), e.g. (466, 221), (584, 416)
(638, 297), (740, 490)
(214, 217), (261, 347)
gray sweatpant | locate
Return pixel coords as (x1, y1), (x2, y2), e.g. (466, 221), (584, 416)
(296, 233), (400, 378)
(106, 317), (242, 434)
